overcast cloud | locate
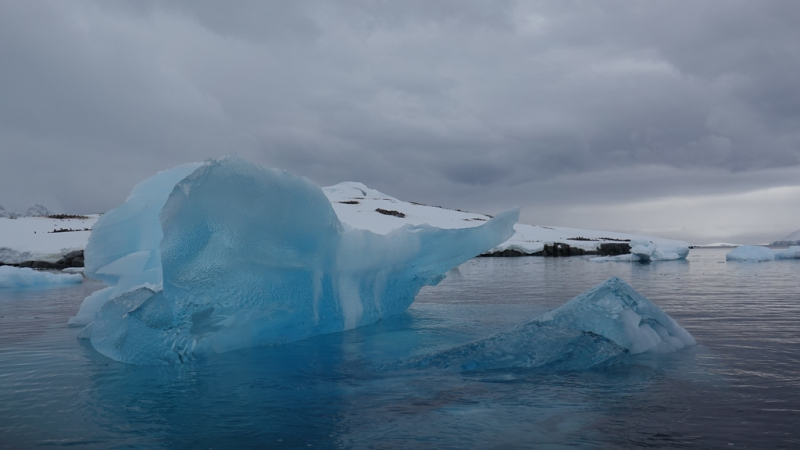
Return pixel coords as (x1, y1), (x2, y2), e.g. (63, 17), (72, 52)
(1, 0), (799, 244)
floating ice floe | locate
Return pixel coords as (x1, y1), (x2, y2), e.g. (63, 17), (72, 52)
(725, 245), (800, 262)
(75, 155), (518, 365)
(0, 266), (83, 290)
(590, 239), (689, 262)
(396, 277), (695, 372)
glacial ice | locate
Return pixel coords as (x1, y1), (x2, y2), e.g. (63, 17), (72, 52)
(591, 240), (689, 262)
(398, 277), (695, 371)
(726, 245), (800, 262)
(68, 162), (202, 326)
(0, 266), (83, 290)
(79, 155), (519, 365)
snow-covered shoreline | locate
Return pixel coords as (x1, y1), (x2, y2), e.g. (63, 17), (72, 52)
(324, 182), (690, 256)
(0, 215), (98, 264)
(1, 181), (691, 266)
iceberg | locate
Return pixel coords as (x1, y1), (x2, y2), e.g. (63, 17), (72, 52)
(397, 277), (695, 372)
(591, 239), (689, 262)
(68, 162), (202, 326)
(77, 155), (519, 365)
(0, 266), (82, 290)
(726, 245), (800, 262)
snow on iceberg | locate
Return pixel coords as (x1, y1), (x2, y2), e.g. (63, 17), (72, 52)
(726, 245), (800, 262)
(591, 239), (689, 262)
(397, 277), (695, 372)
(0, 266), (82, 290)
(79, 155), (519, 365)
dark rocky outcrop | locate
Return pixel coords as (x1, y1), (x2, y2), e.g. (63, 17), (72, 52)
(375, 208), (405, 218)
(482, 241), (632, 258)
(596, 243), (631, 256)
(4, 250), (85, 270)
(482, 248), (542, 257)
(543, 243), (587, 256)
(56, 250), (85, 267)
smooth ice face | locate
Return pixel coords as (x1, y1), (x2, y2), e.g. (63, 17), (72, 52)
(0, 266), (82, 290)
(726, 245), (800, 262)
(88, 155), (519, 365)
(591, 240), (689, 262)
(68, 163), (202, 326)
(399, 277), (695, 372)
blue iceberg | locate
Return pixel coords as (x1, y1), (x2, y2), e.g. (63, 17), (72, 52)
(397, 277), (696, 371)
(75, 155), (519, 365)
(68, 162), (202, 326)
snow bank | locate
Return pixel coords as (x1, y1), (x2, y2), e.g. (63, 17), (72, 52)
(0, 266), (83, 290)
(0, 216), (99, 264)
(726, 245), (800, 262)
(324, 182), (690, 256)
(591, 240), (689, 262)
(79, 156), (518, 365)
(397, 277), (695, 371)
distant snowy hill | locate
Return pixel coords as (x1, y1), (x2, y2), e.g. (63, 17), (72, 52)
(323, 182), (690, 256)
(0, 215), (99, 264)
(696, 242), (740, 248)
(0, 181), (691, 265)
(771, 229), (800, 246)
(0, 203), (51, 219)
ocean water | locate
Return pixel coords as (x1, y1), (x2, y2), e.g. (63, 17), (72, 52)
(1, 248), (799, 449)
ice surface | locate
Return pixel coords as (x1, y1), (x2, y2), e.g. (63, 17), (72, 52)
(591, 239), (689, 262)
(83, 155), (518, 364)
(398, 277), (695, 371)
(68, 163), (202, 326)
(0, 266), (82, 290)
(726, 245), (800, 262)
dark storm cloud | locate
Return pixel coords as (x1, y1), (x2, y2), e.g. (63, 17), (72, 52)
(1, 0), (799, 243)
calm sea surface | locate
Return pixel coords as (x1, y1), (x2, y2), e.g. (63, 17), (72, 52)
(1, 248), (799, 449)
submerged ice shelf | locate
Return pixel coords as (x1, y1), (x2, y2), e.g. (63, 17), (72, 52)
(395, 277), (695, 372)
(74, 156), (518, 365)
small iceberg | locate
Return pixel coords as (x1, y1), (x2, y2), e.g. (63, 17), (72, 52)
(591, 239), (689, 262)
(75, 155), (518, 365)
(396, 277), (695, 372)
(0, 266), (83, 290)
(726, 245), (800, 262)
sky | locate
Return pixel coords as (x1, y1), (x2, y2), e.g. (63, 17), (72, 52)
(1, 0), (799, 245)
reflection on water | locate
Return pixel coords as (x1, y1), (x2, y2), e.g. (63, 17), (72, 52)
(1, 248), (799, 448)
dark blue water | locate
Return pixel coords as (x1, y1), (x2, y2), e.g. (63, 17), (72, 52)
(1, 248), (799, 449)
